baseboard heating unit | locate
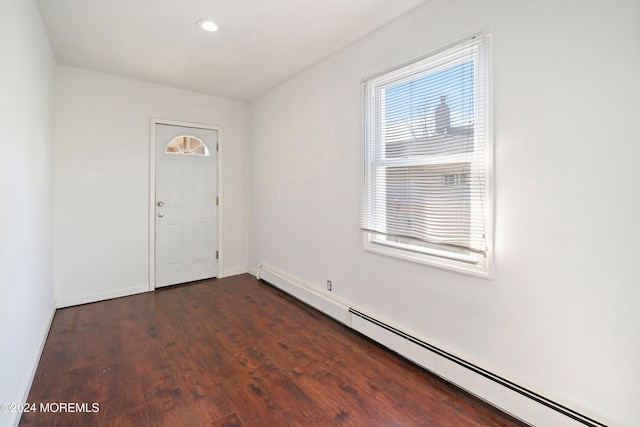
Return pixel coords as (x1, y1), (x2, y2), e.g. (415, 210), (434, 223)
(349, 307), (606, 427)
(255, 264), (610, 427)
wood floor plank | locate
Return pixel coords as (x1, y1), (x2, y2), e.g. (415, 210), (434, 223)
(28, 365), (104, 427)
(287, 360), (394, 425)
(139, 362), (205, 427)
(100, 362), (146, 423)
(21, 274), (527, 427)
(235, 347), (331, 426)
(210, 345), (292, 426)
(210, 412), (244, 427)
(100, 404), (150, 427)
(155, 313), (237, 423)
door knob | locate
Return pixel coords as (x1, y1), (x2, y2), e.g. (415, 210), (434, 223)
(157, 201), (164, 207)
(158, 212), (164, 218)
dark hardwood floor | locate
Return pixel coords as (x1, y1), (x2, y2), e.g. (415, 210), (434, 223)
(20, 274), (527, 426)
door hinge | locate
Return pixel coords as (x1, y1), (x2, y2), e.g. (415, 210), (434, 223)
(216, 250), (219, 259)
(216, 143), (219, 151)
(216, 196), (219, 205)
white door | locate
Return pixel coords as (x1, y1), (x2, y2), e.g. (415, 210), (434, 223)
(155, 124), (218, 287)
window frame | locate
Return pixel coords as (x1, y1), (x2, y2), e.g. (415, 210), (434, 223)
(361, 31), (494, 278)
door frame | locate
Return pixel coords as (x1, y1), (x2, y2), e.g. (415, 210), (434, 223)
(149, 118), (223, 291)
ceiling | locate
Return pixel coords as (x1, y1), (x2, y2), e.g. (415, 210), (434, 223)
(37, 0), (425, 101)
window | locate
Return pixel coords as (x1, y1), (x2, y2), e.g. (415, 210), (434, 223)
(361, 31), (493, 277)
(165, 135), (209, 156)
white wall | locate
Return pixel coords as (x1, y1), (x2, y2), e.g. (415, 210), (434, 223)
(54, 66), (250, 307)
(249, 0), (640, 425)
(0, 0), (56, 426)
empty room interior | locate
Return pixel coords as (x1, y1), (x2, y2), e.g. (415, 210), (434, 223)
(1, 0), (639, 426)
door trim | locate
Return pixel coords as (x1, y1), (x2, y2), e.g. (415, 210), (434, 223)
(149, 118), (223, 290)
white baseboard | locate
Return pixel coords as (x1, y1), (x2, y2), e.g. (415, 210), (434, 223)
(8, 303), (56, 427)
(254, 263), (608, 427)
(256, 264), (351, 325)
(247, 264), (259, 277)
(220, 267), (249, 278)
(56, 284), (149, 308)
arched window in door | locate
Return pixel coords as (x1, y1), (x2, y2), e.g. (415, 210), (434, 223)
(165, 135), (209, 156)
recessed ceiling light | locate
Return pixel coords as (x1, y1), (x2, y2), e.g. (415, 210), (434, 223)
(197, 19), (218, 32)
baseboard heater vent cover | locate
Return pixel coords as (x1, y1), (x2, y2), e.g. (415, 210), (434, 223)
(349, 308), (606, 427)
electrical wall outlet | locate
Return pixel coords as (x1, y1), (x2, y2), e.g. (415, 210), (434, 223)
(327, 280), (332, 291)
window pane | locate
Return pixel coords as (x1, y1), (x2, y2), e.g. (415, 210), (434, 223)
(189, 137), (200, 150)
(382, 61), (475, 159)
(166, 143), (180, 153)
(382, 163), (473, 247)
(175, 137), (187, 150)
(164, 136), (209, 156)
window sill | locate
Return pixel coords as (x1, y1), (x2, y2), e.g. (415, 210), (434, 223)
(364, 233), (493, 279)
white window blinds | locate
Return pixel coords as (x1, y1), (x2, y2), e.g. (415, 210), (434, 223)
(362, 31), (492, 269)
